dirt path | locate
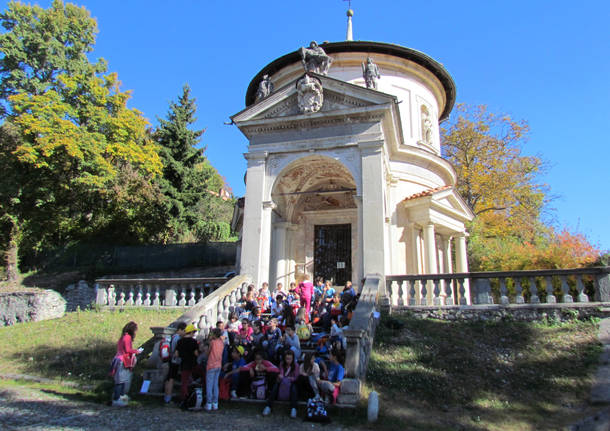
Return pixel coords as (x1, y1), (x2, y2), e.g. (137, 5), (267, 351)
(0, 385), (348, 431)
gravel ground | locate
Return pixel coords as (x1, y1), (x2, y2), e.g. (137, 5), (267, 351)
(0, 385), (348, 431)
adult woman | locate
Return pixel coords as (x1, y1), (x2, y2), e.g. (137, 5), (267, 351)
(262, 349), (299, 418)
(111, 321), (143, 407)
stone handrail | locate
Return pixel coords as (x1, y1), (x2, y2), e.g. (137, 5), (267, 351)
(94, 277), (228, 308)
(164, 274), (252, 336)
(386, 266), (610, 307)
(339, 273), (382, 405)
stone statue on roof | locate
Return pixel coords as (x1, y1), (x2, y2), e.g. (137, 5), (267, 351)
(362, 57), (381, 89)
(300, 41), (332, 75)
(255, 74), (274, 102)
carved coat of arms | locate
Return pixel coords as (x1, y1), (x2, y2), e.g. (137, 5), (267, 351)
(297, 74), (323, 114)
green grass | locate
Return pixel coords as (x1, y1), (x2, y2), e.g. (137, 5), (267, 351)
(0, 308), (184, 402)
(365, 314), (602, 430)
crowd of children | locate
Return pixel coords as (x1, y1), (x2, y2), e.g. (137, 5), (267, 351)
(159, 277), (359, 417)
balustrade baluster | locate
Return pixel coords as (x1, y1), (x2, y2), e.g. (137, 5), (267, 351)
(545, 276), (556, 303)
(458, 278), (467, 305)
(433, 279), (442, 306)
(217, 300), (224, 323)
(561, 276), (573, 303)
(135, 287), (142, 306)
(408, 280), (417, 306)
(420, 279), (428, 306)
(400, 281), (409, 306)
(222, 296), (231, 321)
(499, 278), (509, 305)
(178, 287), (186, 306)
(117, 290), (126, 307)
(143, 287), (151, 307)
(198, 315), (209, 338)
(187, 287), (195, 306)
(529, 277), (540, 304)
(515, 278), (525, 304)
(107, 285), (116, 306)
(444, 278), (454, 305)
(153, 286), (161, 307)
(576, 276), (589, 302)
(390, 281), (399, 307)
(197, 287), (204, 304)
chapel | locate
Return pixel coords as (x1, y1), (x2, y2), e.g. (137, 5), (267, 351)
(231, 10), (473, 301)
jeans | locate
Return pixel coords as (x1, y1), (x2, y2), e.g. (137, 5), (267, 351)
(206, 367), (221, 404)
(112, 361), (132, 400)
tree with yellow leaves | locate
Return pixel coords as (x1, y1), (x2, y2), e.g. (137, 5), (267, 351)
(442, 104), (600, 270)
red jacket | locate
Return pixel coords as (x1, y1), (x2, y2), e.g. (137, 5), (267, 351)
(298, 281), (314, 299)
(239, 360), (279, 373)
(116, 334), (138, 368)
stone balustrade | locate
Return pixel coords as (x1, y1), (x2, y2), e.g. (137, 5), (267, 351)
(144, 275), (251, 394)
(386, 266), (610, 307)
(94, 277), (229, 308)
(339, 273), (382, 405)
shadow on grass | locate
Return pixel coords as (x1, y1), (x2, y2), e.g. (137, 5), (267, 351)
(366, 314), (602, 430)
(10, 337), (157, 403)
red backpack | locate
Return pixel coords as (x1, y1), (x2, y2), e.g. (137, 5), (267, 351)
(159, 337), (171, 362)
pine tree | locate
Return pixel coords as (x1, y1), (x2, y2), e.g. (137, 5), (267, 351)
(155, 85), (214, 240)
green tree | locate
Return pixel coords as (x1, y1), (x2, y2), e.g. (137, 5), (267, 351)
(155, 85), (217, 241)
(0, 0), (105, 117)
(0, 1), (163, 280)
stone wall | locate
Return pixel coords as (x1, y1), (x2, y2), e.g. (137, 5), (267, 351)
(392, 303), (610, 322)
(0, 289), (66, 326)
(64, 280), (96, 311)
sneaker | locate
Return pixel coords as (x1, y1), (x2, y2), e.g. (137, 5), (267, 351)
(230, 390), (238, 399)
(119, 394), (129, 402)
(112, 398), (127, 407)
(212, 402), (218, 410)
(204, 403), (212, 411)
(290, 408), (297, 418)
(262, 406), (271, 416)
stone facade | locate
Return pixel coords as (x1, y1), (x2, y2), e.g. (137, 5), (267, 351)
(232, 41), (473, 290)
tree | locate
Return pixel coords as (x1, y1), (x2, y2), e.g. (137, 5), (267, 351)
(442, 104), (600, 270)
(154, 85), (217, 241)
(0, 1), (162, 280)
(0, 0), (105, 118)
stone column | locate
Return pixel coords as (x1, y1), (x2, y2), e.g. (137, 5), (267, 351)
(455, 233), (471, 304)
(259, 201), (274, 286)
(272, 221), (290, 289)
(239, 151), (268, 287)
(354, 195), (364, 285)
(442, 236), (453, 273)
(359, 141), (386, 280)
(423, 223), (438, 274)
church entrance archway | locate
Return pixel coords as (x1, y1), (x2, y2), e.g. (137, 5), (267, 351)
(270, 155), (358, 286)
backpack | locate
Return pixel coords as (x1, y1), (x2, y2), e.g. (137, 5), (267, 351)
(305, 397), (331, 423)
(251, 376), (267, 400)
(296, 323), (311, 341)
(159, 337), (171, 362)
(181, 386), (203, 411)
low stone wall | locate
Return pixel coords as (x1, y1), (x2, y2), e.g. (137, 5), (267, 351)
(392, 303), (610, 322)
(0, 289), (66, 326)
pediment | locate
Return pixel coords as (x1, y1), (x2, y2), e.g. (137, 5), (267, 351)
(231, 73), (397, 124)
(403, 186), (474, 222)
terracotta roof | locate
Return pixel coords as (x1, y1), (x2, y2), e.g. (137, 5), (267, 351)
(402, 185), (452, 202)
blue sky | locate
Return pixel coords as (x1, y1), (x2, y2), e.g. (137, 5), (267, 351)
(2, 0), (609, 251)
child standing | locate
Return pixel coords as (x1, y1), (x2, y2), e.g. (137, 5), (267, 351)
(176, 324), (199, 403)
(205, 328), (225, 411)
